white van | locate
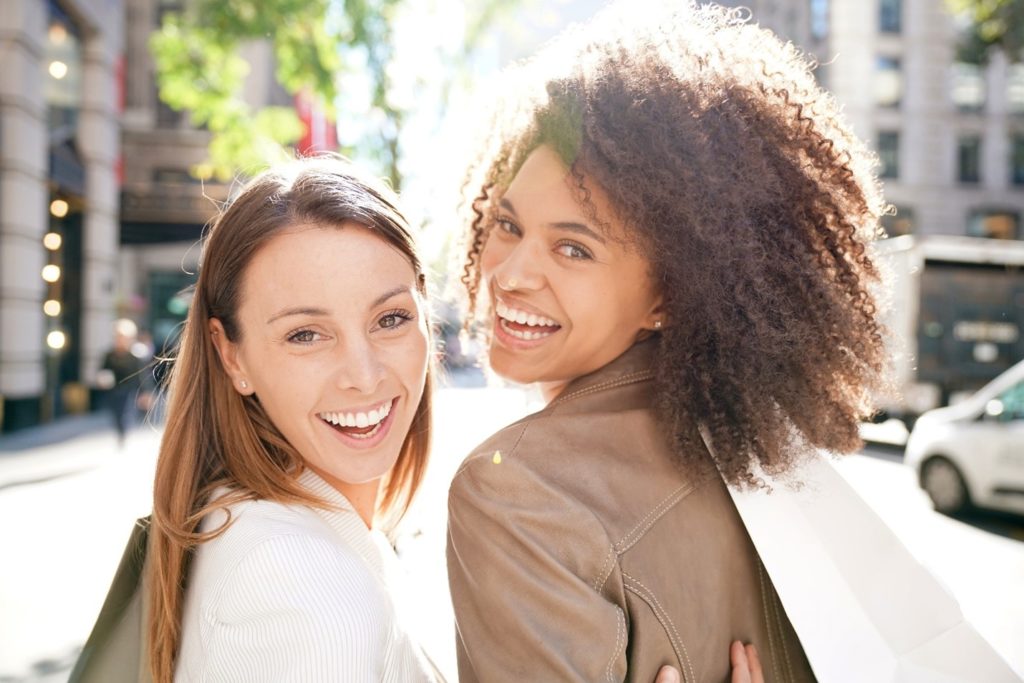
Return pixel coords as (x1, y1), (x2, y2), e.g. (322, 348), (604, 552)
(904, 359), (1024, 516)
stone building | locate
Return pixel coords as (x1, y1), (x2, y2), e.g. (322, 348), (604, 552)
(0, 0), (123, 430)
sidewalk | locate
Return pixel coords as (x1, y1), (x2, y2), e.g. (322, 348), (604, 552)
(0, 411), (112, 453)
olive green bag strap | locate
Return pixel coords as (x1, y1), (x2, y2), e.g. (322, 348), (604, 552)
(69, 516), (152, 683)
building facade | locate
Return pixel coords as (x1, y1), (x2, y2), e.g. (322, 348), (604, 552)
(0, 0), (124, 430)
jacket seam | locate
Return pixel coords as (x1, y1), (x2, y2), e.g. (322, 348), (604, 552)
(606, 606), (626, 683)
(622, 572), (695, 683)
(765, 561), (794, 681)
(613, 482), (695, 554)
(550, 370), (655, 406)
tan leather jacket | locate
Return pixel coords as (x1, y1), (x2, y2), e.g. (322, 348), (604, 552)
(447, 340), (815, 682)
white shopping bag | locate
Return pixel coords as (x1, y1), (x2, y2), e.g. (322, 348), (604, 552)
(727, 455), (1021, 683)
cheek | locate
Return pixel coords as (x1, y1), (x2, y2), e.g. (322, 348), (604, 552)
(479, 236), (507, 276)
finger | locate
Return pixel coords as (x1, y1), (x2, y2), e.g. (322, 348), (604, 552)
(730, 640), (751, 683)
(655, 665), (681, 683)
(745, 644), (764, 683)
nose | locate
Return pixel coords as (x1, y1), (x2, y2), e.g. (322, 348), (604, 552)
(487, 238), (544, 293)
(333, 335), (386, 395)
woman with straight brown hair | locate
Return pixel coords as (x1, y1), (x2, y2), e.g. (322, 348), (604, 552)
(142, 156), (438, 681)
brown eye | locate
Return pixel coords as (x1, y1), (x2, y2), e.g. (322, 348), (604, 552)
(378, 310), (413, 330)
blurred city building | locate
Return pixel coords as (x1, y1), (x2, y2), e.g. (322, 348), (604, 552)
(0, 0), (123, 431)
(2, 0), (1022, 432)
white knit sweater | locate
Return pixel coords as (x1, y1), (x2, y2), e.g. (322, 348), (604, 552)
(175, 469), (437, 682)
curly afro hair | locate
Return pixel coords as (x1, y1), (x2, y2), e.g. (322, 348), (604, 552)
(459, 2), (890, 487)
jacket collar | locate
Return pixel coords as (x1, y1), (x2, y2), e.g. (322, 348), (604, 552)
(549, 337), (658, 407)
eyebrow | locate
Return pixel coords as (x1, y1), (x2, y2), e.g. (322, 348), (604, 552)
(499, 197), (607, 245)
(265, 285), (413, 324)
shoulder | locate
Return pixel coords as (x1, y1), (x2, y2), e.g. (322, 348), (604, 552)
(192, 499), (386, 627)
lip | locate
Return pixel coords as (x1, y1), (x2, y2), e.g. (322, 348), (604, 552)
(319, 397), (399, 450)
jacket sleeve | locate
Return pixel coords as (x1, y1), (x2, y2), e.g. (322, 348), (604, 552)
(447, 453), (628, 683)
(195, 534), (387, 682)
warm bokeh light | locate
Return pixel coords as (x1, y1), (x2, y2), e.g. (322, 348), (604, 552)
(48, 60), (68, 79)
(49, 199), (69, 218)
(41, 265), (61, 283)
(43, 232), (62, 250)
(43, 300), (61, 317)
(46, 330), (66, 350)
(48, 23), (67, 45)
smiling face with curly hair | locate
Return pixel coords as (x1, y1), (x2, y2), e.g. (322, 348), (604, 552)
(480, 145), (664, 401)
(461, 2), (890, 486)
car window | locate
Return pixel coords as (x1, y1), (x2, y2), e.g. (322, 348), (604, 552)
(996, 381), (1024, 421)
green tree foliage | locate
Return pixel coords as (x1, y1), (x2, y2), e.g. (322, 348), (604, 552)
(947, 0), (1024, 63)
(151, 0), (516, 186)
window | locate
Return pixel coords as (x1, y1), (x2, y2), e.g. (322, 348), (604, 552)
(810, 0), (829, 40)
(881, 205), (915, 236)
(1010, 64), (1024, 115)
(968, 210), (1019, 239)
(1013, 135), (1024, 186)
(875, 57), (902, 108)
(879, 0), (901, 33)
(878, 131), (899, 179)
(952, 62), (985, 112)
(958, 136), (982, 183)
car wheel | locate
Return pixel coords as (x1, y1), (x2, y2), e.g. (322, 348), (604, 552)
(921, 457), (970, 515)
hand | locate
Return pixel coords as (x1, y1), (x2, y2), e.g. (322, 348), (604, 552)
(653, 641), (763, 683)
(730, 640), (764, 683)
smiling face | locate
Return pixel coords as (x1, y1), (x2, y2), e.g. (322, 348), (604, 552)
(210, 224), (429, 517)
(481, 145), (663, 400)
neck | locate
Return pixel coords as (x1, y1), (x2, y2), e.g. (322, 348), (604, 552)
(307, 464), (380, 528)
(539, 380), (570, 404)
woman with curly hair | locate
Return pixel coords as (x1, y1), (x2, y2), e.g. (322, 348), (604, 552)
(447, 2), (888, 681)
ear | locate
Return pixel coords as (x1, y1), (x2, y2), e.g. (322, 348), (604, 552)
(640, 291), (669, 332)
(209, 318), (253, 395)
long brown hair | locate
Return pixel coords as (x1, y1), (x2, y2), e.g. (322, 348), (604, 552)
(147, 157), (433, 682)
(460, 2), (888, 486)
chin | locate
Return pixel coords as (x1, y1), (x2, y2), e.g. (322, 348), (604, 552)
(488, 350), (541, 386)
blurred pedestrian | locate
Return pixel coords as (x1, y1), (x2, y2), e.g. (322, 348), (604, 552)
(96, 318), (148, 447)
(449, 2), (887, 680)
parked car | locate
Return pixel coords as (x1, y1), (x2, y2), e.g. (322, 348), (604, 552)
(904, 359), (1024, 516)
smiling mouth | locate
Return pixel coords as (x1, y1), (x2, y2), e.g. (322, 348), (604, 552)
(318, 398), (395, 440)
(495, 300), (562, 341)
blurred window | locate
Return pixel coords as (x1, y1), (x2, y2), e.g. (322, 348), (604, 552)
(1009, 64), (1024, 114)
(153, 168), (200, 184)
(967, 209), (1019, 239)
(879, 0), (901, 33)
(878, 131), (900, 179)
(882, 205), (915, 236)
(45, 0), (82, 146)
(1012, 135), (1024, 185)
(811, 0), (829, 40)
(952, 62), (985, 113)
(875, 56), (902, 108)
(958, 136), (982, 183)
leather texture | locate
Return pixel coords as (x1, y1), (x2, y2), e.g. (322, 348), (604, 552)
(447, 340), (815, 682)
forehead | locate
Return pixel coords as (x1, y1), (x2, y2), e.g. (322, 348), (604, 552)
(504, 145), (638, 249)
(240, 223), (416, 312)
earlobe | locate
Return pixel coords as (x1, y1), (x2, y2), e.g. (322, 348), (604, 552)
(208, 318), (252, 395)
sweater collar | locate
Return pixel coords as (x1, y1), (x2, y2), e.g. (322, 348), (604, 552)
(296, 467), (390, 577)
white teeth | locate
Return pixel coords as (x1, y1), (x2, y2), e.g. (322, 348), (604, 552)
(319, 400), (392, 429)
(495, 300), (559, 328)
(500, 319), (556, 341)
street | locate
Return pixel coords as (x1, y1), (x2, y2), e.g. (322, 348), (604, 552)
(0, 386), (1022, 682)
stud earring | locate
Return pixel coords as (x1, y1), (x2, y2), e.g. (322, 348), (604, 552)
(239, 380), (248, 389)
(505, 278), (518, 289)
(654, 320), (663, 329)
